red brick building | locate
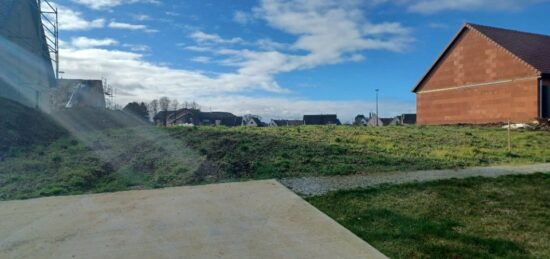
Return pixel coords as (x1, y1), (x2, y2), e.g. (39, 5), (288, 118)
(413, 23), (550, 125)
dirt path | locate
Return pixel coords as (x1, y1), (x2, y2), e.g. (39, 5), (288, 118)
(280, 163), (550, 196)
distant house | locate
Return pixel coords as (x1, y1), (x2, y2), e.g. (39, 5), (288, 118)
(367, 113), (392, 127)
(389, 114), (417, 125)
(243, 117), (263, 127)
(270, 119), (304, 127)
(354, 115), (368, 126)
(413, 23), (550, 124)
(155, 109), (242, 126)
(153, 110), (176, 126)
(303, 114), (340, 125)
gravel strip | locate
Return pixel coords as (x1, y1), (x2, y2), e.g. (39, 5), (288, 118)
(280, 163), (550, 196)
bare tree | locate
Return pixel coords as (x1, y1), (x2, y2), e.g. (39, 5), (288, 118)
(171, 100), (179, 125)
(190, 101), (200, 110)
(172, 100), (179, 111)
(159, 97), (171, 126)
(148, 99), (159, 122)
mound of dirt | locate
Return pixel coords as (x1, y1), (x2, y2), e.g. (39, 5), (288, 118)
(0, 97), (67, 151)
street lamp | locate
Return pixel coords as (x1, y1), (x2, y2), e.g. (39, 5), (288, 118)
(375, 89), (379, 126)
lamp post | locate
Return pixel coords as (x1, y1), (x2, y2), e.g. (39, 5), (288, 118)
(375, 89), (379, 126)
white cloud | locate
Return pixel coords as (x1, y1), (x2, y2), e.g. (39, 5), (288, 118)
(71, 0), (160, 10)
(183, 46), (214, 52)
(190, 56), (211, 63)
(363, 22), (411, 35)
(122, 44), (151, 52)
(190, 32), (244, 45)
(179, 0), (410, 90)
(57, 0), (415, 118)
(70, 37), (118, 48)
(255, 39), (289, 50)
(58, 47), (289, 101)
(348, 54), (365, 62)
(56, 5), (105, 31)
(256, 0), (412, 67)
(108, 21), (158, 33)
(165, 11), (180, 17)
(233, 11), (254, 25)
(133, 14), (151, 21)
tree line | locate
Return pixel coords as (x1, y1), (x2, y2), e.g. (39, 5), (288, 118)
(122, 97), (201, 126)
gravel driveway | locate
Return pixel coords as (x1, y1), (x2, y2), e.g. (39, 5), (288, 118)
(280, 163), (550, 196)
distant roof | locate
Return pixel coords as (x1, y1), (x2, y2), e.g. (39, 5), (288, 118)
(303, 114), (339, 125)
(272, 119), (303, 126)
(401, 114), (416, 124)
(304, 114), (337, 119)
(154, 110), (176, 120)
(413, 23), (550, 92)
(380, 118), (394, 126)
(272, 120), (286, 125)
(199, 111), (236, 119)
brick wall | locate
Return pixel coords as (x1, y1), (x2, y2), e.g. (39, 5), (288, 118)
(419, 28), (537, 91)
(416, 27), (540, 124)
(417, 78), (539, 124)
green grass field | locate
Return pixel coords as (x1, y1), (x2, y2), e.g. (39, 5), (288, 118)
(307, 174), (550, 258)
(3, 121), (550, 200)
(2, 99), (549, 256)
(168, 125), (550, 180)
(0, 127), (204, 200)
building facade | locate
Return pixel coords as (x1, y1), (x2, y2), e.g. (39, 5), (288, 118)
(413, 23), (550, 125)
(56, 79), (106, 109)
(0, 0), (56, 110)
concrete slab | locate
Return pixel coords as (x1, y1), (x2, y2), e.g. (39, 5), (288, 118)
(0, 180), (386, 259)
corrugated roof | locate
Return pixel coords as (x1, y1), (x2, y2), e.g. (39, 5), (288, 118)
(412, 23), (550, 92)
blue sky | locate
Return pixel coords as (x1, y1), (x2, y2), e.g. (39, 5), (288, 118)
(50, 0), (550, 122)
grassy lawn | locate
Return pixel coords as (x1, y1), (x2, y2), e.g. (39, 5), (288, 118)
(168, 125), (550, 180)
(3, 122), (550, 200)
(3, 97), (550, 200)
(307, 174), (550, 258)
(0, 127), (204, 200)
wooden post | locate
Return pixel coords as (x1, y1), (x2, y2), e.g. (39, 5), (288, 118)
(508, 120), (512, 153)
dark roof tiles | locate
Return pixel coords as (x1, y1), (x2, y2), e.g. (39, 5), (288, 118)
(468, 23), (550, 74)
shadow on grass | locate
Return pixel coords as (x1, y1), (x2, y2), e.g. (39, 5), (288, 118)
(346, 208), (527, 258)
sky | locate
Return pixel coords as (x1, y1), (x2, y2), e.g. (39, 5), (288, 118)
(47, 0), (550, 122)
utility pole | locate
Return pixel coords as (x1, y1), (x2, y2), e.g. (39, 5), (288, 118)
(375, 89), (379, 126)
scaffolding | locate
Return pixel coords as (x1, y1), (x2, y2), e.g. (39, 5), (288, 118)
(0, 0), (58, 110)
(37, 0), (59, 79)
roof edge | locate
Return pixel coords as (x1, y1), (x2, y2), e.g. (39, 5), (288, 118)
(411, 23), (470, 93)
(412, 23), (544, 93)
